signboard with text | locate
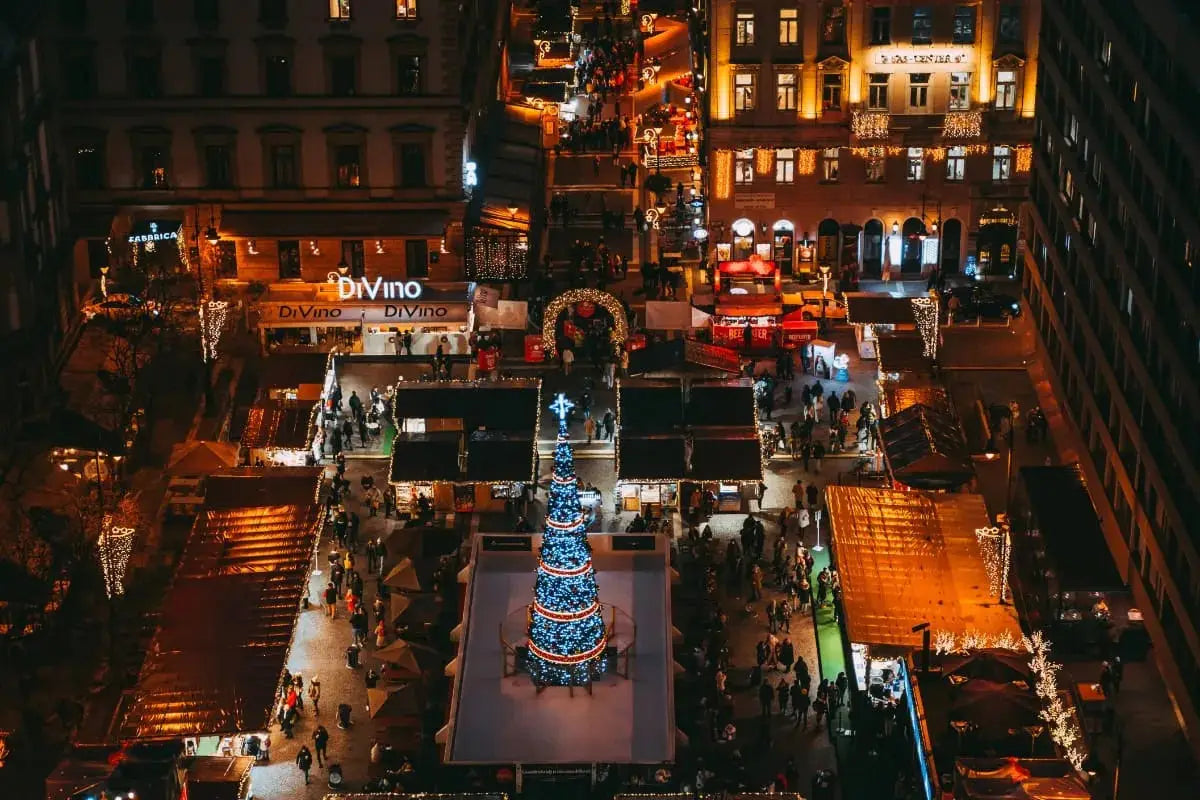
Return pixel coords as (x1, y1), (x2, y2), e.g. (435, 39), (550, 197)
(684, 339), (743, 373)
(260, 302), (468, 326)
(868, 48), (973, 71)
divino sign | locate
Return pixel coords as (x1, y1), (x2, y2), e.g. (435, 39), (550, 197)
(336, 276), (425, 301)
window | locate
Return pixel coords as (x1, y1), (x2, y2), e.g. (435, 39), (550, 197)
(997, 4), (1021, 45)
(197, 56), (225, 97)
(265, 56), (292, 96)
(335, 145), (363, 188)
(129, 54), (162, 98)
(400, 142), (427, 187)
(270, 144), (298, 188)
(127, 0), (154, 25)
(204, 145), (232, 188)
(776, 148), (795, 184)
(995, 69), (1016, 109)
(949, 72), (971, 109)
(395, 0), (417, 19)
(821, 148), (839, 182)
(734, 72), (755, 112)
(278, 240), (302, 279)
(341, 240), (365, 278)
(868, 73), (888, 110)
(908, 73), (929, 109)
(952, 5), (976, 43)
(735, 149), (754, 185)
(140, 146), (168, 188)
(735, 11), (756, 46)
(911, 7), (932, 44)
(74, 145), (104, 189)
(946, 145), (966, 180)
(907, 147), (924, 181)
(821, 3), (845, 45)
(870, 7), (891, 45)
(194, 0), (219, 25)
(330, 55), (357, 96)
(866, 152), (885, 182)
(779, 9), (799, 46)
(328, 0), (351, 19)
(776, 72), (797, 111)
(215, 240), (238, 278)
(405, 240), (429, 278)
(259, 0), (287, 25)
(397, 56), (422, 95)
(993, 145), (1013, 181)
(822, 72), (842, 110)
(61, 50), (97, 99)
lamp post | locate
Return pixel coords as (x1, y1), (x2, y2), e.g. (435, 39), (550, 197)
(819, 264), (832, 333)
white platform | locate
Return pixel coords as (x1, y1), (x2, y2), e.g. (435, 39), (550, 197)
(446, 536), (674, 764)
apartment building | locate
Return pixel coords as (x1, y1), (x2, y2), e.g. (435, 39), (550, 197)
(1022, 0), (1200, 751)
(51, 0), (501, 300)
(703, 0), (1038, 279)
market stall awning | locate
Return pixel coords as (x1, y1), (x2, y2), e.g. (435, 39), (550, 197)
(686, 380), (756, 427)
(881, 380), (952, 417)
(258, 352), (331, 392)
(844, 292), (917, 325)
(239, 400), (316, 451)
(219, 209), (449, 238)
(167, 440), (239, 476)
(718, 258), (777, 276)
(954, 757), (1091, 800)
(876, 333), (933, 374)
(391, 380), (540, 433)
(644, 301), (695, 330)
(118, 487), (321, 741)
(1019, 465), (1124, 593)
(390, 432), (462, 483)
(690, 430), (763, 482)
(465, 431), (536, 482)
(203, 467), (323, 509)
(826, 487), (1023, 649)
(878, 404), (973, 489)
(617, 434), (687, 482)
(617, 380), (684, 434)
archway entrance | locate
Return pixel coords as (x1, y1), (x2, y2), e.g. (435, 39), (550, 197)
(901, 217), (924, 274)
(941, 218), (963, 274)
(816, 218), (839, 268)
(541, 289), (630, 358)
(731, 218), (756, 260)
(772, 220), (795, 275)
(862, 219), (884, 277)
(977, 208), (1018, 277)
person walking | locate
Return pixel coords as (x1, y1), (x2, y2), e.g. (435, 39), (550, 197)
(296, 745), (314, 784)
(792, 685), (811, 729)
(835, 671), (849, 708)
(374, 618), (388, 648)
(584, 416), (597, 443)
(562, 347), (575, 374)
(812, 440), (826, 472)
(758, 678), (774, 718)
(779, 637), (795, 673)
(777, 678), (790, 716)
(323, 582), (338, 618)
(312, 725), (329, 767)
(308, 677), (322, 715)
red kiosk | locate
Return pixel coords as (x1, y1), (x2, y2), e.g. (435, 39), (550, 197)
(711, 256), (785, 352)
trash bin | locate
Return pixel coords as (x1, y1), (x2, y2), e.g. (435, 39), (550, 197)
(346, 645), (360, 669)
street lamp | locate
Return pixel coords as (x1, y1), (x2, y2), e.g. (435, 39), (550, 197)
(337, 260), (350, 276)
(819, 264), (832, 331)
(891, 220), (900, 235)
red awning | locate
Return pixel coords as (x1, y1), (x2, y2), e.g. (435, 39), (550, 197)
(718, 258), (777, 276)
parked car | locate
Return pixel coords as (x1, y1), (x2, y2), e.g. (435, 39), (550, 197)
(796, 291), (848, 321)
(946, 286), (1021, 320)
(81, 293), (157, 321)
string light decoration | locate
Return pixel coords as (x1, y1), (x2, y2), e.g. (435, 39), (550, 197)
(910, 297), (940, 360)
(974, 525), (1011, 601)
(1015, 144), (1033, 173)
(926, 147), (947, 163)
(466, 229), (530, 281)
(943, 110), (983, 139)
(755, 148), (774, 175)
(850, 146), (887, 160)
(98, 514), (135, 598)
(796, 148), (817, 175)
(526, 393), (609, 686)
(1023, 632), (1087, 769)
(713, 149), (733, 199)
(540, 289), (629, 358)
(851, 110), (890, 140)
(200, 300), (230, 362)
(933, 628), (1024, 656)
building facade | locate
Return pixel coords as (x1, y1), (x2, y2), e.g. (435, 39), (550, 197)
(703, 0), (1038, 279)
(1022, 0), (1200, 751)
(50, 0), (501, 300)
(0, 6), (78, 444)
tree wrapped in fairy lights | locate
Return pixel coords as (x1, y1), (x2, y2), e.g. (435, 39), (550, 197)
(527, 393), (609, 686)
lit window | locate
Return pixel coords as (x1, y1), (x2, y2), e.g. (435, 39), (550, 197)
(776, 149), (795, 184)
(909, 73), (929, 110)
(907, 147), (925, 181)
(735, 11), (756, 46)
(866, 152), (885, 182)
(821, 3), (845, 45)
(821, 148), (839, 182)
(911, 6), (933, 45)
(952, 5), (976, 43)
(335, 145), (362, 188)
(735, 149), (754, 185)
(993, 145), (1013, 181)
(870, 7), (891, 45)
(949, 72), (971, 110)
(734, 72), (756, 111)
(396, 0), (417, 19)
(946, 146), (966, 181)
(328, 0), (351, 20)
(776, 72), (797, 111)
(868, 73), (888, 110)
(779, 9), (799, 46)
(995, 69), (1017, 109)
(822, 72), (843, 111)
(997, 4), (1021, 45)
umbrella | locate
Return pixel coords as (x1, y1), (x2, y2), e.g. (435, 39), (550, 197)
(389, 593), (441, 626)
(367, 684), (421, 720)
(382, 525), (461, 560)
(949, 680), (1040, 743)
(372, 639), (441, 679)
(382, 558), (425, 592)
(942, 649), (1032, 685)
(167, 440), (239, 475)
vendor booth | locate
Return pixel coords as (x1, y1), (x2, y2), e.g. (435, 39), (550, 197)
(877, 404), (974, 490)
(239, 399), (318, 466)
(779, 310), (819, 350)
(876, 333), (934, 378)
(844, 292), (918, 359)
(256, 352), (332, 401)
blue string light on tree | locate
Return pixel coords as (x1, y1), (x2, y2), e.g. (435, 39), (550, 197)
(526, 393), (609, 686)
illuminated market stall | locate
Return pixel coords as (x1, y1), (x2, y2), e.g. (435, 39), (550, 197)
(844, 292), (918, 359)
(877, 404), (974, 490)
(239, 399), (320, 466)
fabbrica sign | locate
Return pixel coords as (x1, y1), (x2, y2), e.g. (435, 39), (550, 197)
(127, 221), (180, 244)
(337, 276), (424, 301)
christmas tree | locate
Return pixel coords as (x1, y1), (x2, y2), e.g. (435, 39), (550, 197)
(527, 393), (608, 685)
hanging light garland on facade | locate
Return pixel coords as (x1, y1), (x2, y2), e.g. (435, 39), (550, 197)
(713, 150), (732, 199)
(974, 526), (1011, 601)
(910, 297), (940, 360)
(98, 514), (135, 599)
(201, 300), (230, 362)
(851, 110), (890, 140)
(755, 148), (774, 175)
(1015, 144), (1033, 173)
(796, 148), (817, 175)
(540, 289), (629, 358)
(943, 110), (983, 139)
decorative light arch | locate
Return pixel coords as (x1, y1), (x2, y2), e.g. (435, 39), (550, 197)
(541, 288), (630, 358)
